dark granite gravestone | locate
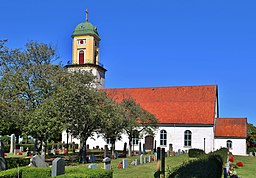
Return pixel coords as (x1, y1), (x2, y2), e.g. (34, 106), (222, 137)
(51, 158), (65, 177)
(104, 145), (108, 158)
(0, 141), (6, 172)
(123, 142), (127, 157)
(138, 142), (141, 155)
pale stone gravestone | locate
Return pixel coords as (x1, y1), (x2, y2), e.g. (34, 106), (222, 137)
(148, 155), (152, 163)
(167, 150), (170, 157)
(154, 152), (157, 162)
(103, 157), (111, 170)
(249, 152), (253, 156)
(51, 158), (65, 177)
(144, 157), (147, 164)
(135, 159), (138, 166)
(88, 164), (97, 169)
(10, 134), (15, 153)
(0, 141), (6, 172)
(20, 146), (23, 152)
(140, 154), (143, 164)
(29, 155), (49, 167)
(122, 159), (128, 169)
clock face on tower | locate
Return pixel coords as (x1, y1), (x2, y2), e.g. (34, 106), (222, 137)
(78, 39), (86, 46)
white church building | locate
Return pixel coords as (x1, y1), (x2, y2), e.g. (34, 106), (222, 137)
(62, 13), (247, 156)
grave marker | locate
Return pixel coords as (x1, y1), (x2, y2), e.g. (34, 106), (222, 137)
(51, 158), (65, 177)
(140, 154), (143, 164)
(123, 159), (128, 168)
(103, 157), (111, 170)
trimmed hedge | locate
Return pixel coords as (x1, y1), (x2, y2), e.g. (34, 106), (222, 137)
(208, 147), (228, 165)
(168, 155), (223, 178)
(21, 167), (51, 178)
(6, 158), (30, 169)
(0, 167), (50, 178)
(188, 148), (205, 158)
(0, 167), (113, 178)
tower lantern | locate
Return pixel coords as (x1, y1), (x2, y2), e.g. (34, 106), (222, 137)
(66, 10), (106, 89)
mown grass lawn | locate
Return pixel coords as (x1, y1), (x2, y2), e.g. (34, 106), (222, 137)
(233, 155), (256, 178)
(71, 154), (190, 178)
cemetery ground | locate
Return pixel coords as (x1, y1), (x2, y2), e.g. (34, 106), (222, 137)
(3, 151), (256, 178)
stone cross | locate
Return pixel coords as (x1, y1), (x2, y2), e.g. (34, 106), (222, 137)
(51, 158), (65, 177)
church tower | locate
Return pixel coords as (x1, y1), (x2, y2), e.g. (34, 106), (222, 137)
(66, 10), (106, 89)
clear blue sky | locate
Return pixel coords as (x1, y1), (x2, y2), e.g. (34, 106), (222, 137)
(1, 0), (256, 125)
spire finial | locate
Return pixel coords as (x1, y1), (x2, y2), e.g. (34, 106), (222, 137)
(86, 9), (88, 22)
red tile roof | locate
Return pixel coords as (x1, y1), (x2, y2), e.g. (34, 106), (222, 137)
(215, 118), (247, 138)
(104, 85), (217, 125)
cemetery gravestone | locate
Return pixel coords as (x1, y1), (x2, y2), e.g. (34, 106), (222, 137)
(103, 157), (111, 170)
(104, 145), (108, 158)
(51, 158), (65, 177)
(149, 155), (152, 163)
(29, 155), (49, 167)
(140, 154), (143, 164)
(143, 144), (146, 154)
(123, 142), (127, 157)
(135, 159), (138, 166)
(123, 159), (128, 169)
(138, 142), (141, 155)
(0, 141), (6, 172)
(88, 164), (97, 169)
(10, 134), (15, 153)
(144, 157), (147, 164)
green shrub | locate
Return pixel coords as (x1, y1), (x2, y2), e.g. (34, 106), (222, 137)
(168, 154), (223, 178)
(0, 168), (21, 178)
(208, 147), (228, 165)
(188, 148), (205, 158)
(6, 157), (30, 169)
(247, 147), (256, 153)
(21, 167), (51, 178)
(58, 167), (113, 178)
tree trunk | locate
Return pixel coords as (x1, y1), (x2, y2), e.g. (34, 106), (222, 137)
(111, 141), (115, 158)
(128, 139), (132, 157)
(81, 139), (87, 164)
(66, 130), (69, 153)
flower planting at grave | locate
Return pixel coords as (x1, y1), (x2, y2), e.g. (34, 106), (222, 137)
(236, 161), (243, 167)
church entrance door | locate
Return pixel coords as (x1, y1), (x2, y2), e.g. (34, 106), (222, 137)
(144, 135), (154, 150)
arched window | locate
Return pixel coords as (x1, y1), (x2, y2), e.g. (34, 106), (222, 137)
(160, 130), (167, 146)
(184, 130), (192, 147)
(132, 130), (139, 145)
(227, 140), (232, 149)
(79, 50), (84, 64)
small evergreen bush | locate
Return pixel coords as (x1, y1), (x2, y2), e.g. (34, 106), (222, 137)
(6, 157), (30, 169)
(188, 148), (205, 158)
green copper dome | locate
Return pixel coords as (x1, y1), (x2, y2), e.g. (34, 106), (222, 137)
(72, 22), (100, 39)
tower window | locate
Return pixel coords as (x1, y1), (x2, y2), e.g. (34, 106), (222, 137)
(227, 140), (232, 149)
(79, 50), (84, 64)
(78, 39), (86, 46)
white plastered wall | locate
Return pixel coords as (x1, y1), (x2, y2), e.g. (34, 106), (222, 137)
(214, 138), (247, 156)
